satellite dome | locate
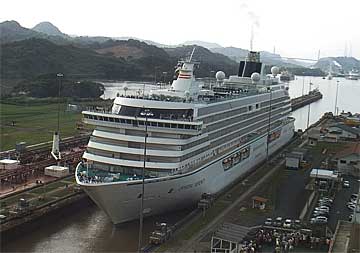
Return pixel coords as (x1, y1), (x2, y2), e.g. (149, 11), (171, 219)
(215, 71), (226, 81)
(271, 66), (280, 76)
(251, 72), (261, 82)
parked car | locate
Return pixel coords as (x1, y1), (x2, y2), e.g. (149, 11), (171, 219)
(310, 216), (328, 224)
(283, 219), (292, 228)
(347, 203), (356, 211)
(320, 197), (333, 202)
(264, 218), (272, 226)
(275, 217), (283, 226)
(343, 181), (350, 188)
(318, 202), (332, 208)
(351, 194), (358, 200)
(349, 214), (353, 222)
(315, 207), (329, 213)
(294, 220), (301, 228)
(313, 211), (329, 217)
(349, 198), (357, 204)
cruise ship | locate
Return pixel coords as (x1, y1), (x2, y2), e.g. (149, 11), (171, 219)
(75, 50), (295, 224)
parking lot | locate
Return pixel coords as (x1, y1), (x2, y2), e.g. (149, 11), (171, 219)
(327, 176), (359, 231)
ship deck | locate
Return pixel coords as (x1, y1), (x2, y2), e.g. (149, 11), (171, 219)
(76, 163), (152, 184)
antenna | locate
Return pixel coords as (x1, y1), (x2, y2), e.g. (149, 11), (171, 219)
(349, 42), (352, 57)
(189, 47), (196, 61)
(344, 42), (348, 57)
(317, 50), (321, 61)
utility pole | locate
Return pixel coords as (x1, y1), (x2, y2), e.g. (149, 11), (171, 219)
(138, 109), (153, 253)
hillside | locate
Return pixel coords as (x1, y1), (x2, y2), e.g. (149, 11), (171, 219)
(313, 57), (360, 73)
(0, 20), (69, 45)
(32, 21), (69, 38)
(181, 40), (222, 49)
(210, 47), (301, 68)
(13, 75), (104, 98)
(93, 39), (169, 59)
(165, 45), (238, 77)
(1, 38), (141, 81)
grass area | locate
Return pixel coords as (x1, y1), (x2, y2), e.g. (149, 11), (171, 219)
(0, 177), (75, 208)
(0, 103), (83, 151)
(30, 181), (68, 194)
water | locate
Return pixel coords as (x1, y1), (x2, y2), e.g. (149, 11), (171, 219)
(2, 199), (191, 252)
(288, 76), (360, 130)
(2, 77), (359, 252)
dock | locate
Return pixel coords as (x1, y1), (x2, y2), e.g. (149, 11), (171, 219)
(291, 89), (323, 111)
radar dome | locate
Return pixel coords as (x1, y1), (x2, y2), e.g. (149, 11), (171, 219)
(251, 72), (261, 82)
(215, 71), (226, 81)
(271, 66), (280, 76)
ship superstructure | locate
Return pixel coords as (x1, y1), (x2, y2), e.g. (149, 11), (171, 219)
(75, 50), (295, 224)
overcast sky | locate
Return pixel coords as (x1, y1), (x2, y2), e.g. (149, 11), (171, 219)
(1, 0), (359, 59)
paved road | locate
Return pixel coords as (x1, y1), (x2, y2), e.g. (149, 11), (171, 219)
(328, 176), (359, 231)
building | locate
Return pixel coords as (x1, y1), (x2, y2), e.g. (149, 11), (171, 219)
(328, 124), (360, 140)
(286, 152), (303, 169)
(211, 222), (252, 253)
(44, 165), (69, 178)
(310, 168), (339, 191)
(334, 142), (360, 176)
(285, 148), (307, 169)
(0, 159), (20, 170)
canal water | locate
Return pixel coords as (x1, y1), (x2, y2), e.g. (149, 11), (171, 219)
(288, 76), (360, 130)
(2, 198), (192, 252)
(2, 77), (359, 252)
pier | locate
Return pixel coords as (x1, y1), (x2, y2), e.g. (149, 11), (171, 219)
(291, 89), (323, 111)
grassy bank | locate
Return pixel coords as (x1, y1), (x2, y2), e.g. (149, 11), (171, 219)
(0, 103), (82, 151)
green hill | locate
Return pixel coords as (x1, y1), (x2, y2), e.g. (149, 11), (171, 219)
(1, 38), (140, 80)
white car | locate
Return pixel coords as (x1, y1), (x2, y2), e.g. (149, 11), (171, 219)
(343, 181), (350, 188)
(283, 219), (292, 228)
(349, 214), (353, 221)
(321, 197), (333, 201)
(275, 217), (283, 226)
(315, 207), (329, 213)
(264, 218), (272, 226)
(310, 216), (328, 224)
(351, 194), (358, 200)
(347, 204), (356, 211)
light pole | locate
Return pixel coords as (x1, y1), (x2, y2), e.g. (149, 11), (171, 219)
(266, 87), (273, 163)
(138, 109), (153, 253)
(306, 82), (314, 130)
(302, 74), (305, 96)
(209, 70), (214, 89)
(56, 73), (63, 133)
(334, 80), (340, 116)
(162, 72), (167, 89)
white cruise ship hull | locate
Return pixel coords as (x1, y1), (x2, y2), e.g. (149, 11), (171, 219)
(76, 122), (294, 224)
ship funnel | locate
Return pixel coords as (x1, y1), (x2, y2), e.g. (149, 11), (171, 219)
(238, 51), (262, 78)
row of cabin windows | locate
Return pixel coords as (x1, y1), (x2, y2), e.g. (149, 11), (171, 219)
(208, 109), (284, 141)
(84, 114), (201, 130)
(205, 104), (288, 133)
(202, 96), (288, 124)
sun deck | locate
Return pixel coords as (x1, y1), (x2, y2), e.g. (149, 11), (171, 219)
(76, 163), (156, 184)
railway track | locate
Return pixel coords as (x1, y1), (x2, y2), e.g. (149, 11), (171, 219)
(0, 134), (90, 163)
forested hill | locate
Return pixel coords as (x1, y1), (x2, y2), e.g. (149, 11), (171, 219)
(1, 38), (238, 97)
(1, 38), (141, 80)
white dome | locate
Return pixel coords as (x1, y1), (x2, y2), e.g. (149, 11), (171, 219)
(215, 71), (226, 81)
(251, 72), (261, 82)
(271, 66), (280, 76)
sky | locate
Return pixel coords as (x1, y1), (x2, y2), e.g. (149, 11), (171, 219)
(1, 0), (359, 60)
